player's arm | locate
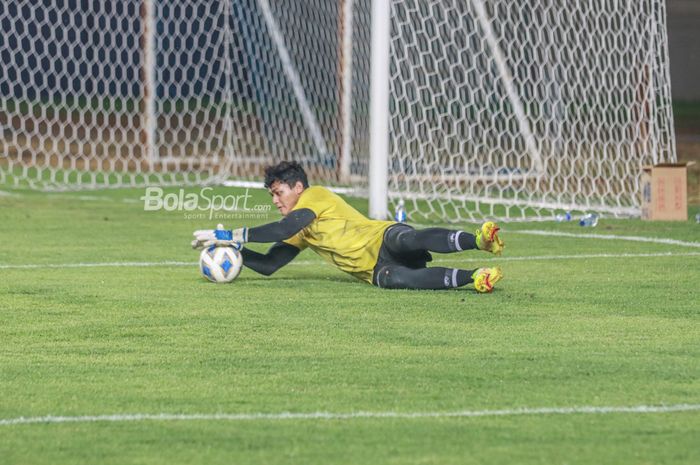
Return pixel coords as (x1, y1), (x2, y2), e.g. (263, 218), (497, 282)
(245, 208), (315, 243)
(191, 209), (315, 249)
(240, 241), (301, 276)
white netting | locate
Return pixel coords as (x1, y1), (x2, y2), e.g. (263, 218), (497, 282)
(1, 0), (676, 221)
(0, 0), (367, 190)
(387, 0), (676, 221)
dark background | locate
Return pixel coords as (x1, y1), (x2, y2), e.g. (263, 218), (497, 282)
(667, 0), (700, 203)
(3, 1), (696, 100)
(667, 0), (700, 102)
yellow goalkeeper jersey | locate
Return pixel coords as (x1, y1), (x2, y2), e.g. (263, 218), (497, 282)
(283, 186), (395, 284)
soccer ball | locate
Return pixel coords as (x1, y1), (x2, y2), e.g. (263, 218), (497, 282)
(199, 246), (243, 283)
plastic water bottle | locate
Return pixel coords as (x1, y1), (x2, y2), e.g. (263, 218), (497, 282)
(555, 211), (572, 222)
(696, 213), (700, 224)
(394, 199), (407, 223)
(579, 213), (598, 227)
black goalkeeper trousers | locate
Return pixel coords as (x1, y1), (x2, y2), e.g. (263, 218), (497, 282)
(372, 224), (477, 290)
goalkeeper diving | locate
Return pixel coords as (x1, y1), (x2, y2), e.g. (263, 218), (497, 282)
(192, 161), (503, 291)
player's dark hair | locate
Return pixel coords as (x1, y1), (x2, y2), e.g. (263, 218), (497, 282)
(263, 161), (309, 189)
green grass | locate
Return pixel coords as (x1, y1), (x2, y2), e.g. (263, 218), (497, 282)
(0, 186), (699, 464)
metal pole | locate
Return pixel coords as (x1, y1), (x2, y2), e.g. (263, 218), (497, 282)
(368, 0), (390, 219)
(338, 0), (355, 183)
(143, 0), (157, 170)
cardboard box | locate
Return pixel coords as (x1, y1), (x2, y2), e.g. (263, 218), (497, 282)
(641, 163), (688, 221)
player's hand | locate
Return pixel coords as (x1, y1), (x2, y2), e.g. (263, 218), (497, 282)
(191, 224), (247, 250)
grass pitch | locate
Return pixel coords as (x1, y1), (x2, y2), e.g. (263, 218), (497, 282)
(1, 185), (699, 464)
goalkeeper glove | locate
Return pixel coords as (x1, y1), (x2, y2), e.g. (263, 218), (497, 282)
(191, 224), (247, 250)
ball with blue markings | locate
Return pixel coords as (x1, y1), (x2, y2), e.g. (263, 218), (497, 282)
(199, 246), (243, 283)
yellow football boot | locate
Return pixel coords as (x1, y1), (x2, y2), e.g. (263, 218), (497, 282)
(471, 267), (503, 293)
(475, 221), (504, 256)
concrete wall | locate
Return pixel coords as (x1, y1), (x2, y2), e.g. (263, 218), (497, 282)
(667, 0), (700, 101)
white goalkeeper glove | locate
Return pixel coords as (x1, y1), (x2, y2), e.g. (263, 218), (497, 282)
(191, 224), (248, 250)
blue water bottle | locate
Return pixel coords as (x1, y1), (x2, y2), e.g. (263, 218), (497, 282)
(579, 213), (598, 227)
(555, 211), (572, 222)
(394, 199), (407, 223)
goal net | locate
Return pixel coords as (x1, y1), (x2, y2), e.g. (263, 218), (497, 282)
(385, 0), (676, 221)
(0, 0), (676, 221)
(0, 0), (368, 190)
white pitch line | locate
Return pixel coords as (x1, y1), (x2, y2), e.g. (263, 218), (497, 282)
(0, 261), (195, 270)
(509, 229), (700, 248)
(432, 251), (700, 263)
(1, 403), (699, 426)
(1, 252), (698, 270)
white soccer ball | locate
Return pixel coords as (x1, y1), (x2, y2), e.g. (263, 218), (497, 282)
(199, 246), (243, 283)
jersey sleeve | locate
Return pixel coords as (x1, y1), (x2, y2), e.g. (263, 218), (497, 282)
(247, 208), (316, 243)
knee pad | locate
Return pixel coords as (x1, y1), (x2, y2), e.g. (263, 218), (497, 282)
(376, 266), (407, 289)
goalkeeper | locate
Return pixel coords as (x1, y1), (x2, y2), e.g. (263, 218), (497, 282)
(192, 161), (503, 292)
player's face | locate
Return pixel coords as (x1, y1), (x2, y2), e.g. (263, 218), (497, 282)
(268, 180), (304, 216)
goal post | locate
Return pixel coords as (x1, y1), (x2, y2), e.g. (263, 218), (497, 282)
(0, 0), (676, 222)
(368, 0), (391, 220)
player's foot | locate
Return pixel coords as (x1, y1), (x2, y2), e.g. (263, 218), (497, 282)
(471, 267), (503, 293)
(475, 221), (504, 255)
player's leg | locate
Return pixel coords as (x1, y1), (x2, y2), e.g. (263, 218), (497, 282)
(385, 222), (504, 256)
(384, 224), (476, 255)
(374, 264), (502, 292)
